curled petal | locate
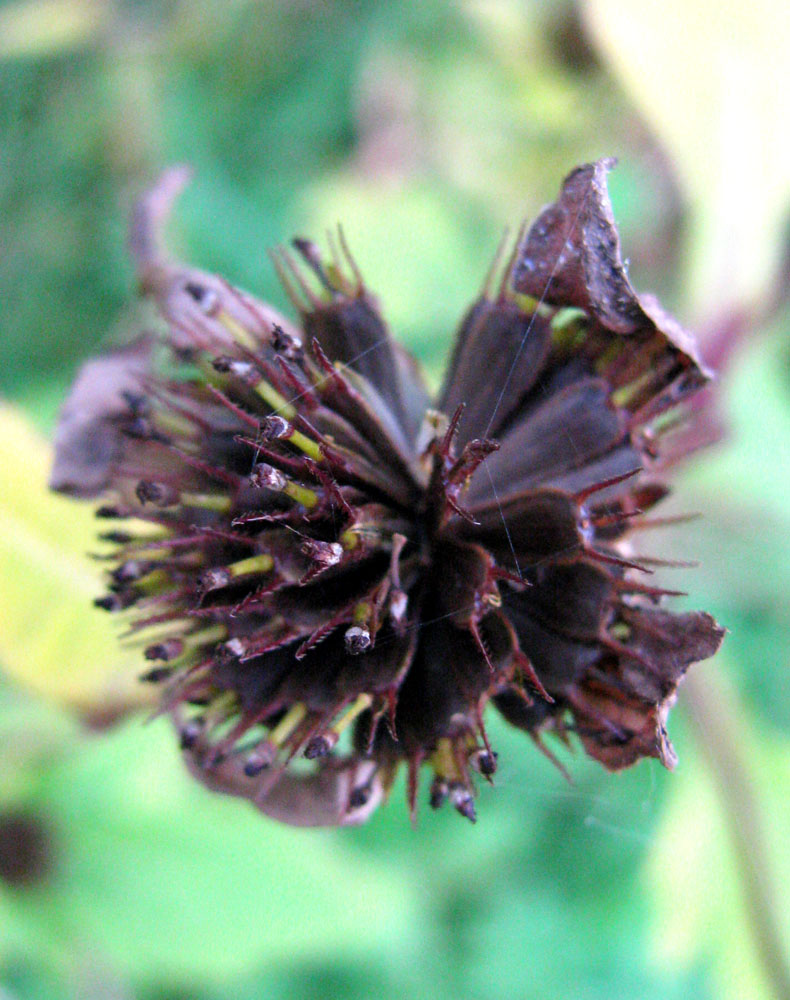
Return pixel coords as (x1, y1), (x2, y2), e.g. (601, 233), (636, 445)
(183, 735), (382, 827)
(511, 158), (709, 381)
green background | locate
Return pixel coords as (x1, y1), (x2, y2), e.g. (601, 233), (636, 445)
(1, 1), (788, 998)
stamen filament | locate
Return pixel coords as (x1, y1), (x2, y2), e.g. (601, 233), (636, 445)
(254, 380), (296, 420)
(268, 702), (308, 745)
(216, 310), (257, 350)
(227, 553), (274, 579)
(181, 492), (233, 513)
(332, 694), (373, 737)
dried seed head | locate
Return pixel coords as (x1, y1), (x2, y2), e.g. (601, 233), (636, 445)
(54, 161), (724, 827)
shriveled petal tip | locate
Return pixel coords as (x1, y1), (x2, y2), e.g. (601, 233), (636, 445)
(511, 158), (710, 381)
(129, 170), (301, 354)
(182, 739), (382, 827)
(572, 609), (726, 772)
(128, 164), (193, 288)
(50, 337), (153, 498)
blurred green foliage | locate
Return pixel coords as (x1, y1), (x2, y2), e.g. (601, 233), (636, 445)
(0, 1), (788, 999)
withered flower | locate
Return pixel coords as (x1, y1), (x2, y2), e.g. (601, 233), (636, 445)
(52, 160), (724, 826)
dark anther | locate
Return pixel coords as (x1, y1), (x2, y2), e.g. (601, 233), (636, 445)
(212, 356), (258, 383)
(250, 463), (286, 492)
(450, 785), (477, 823)
(470, 749), (498, 776)
(261, 415), (291, 440)
(179, 718), (204, 750)
(95, 506), (122, 519)
(99, 531), (134, 544)
(199, 568), (232, 593)
(304, 735), (332, 759)
(94, 592), (137, 612)
(184, 281), (219, 314)
(112, 560), (149, 584)
(140, 666), (173, 683)
(135, 480), (176, 506)
(300, 539), (343, 567)
(271, 324), (303, 360)
(429, 777), (449, 810)
(344, 626), (371, 655)
(243, 751), (271, 777)
(144, 638), (184, 662)
(348, 786), (370, 809)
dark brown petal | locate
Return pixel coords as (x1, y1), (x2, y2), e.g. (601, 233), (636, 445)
(544, 445), (643, 503)
(464, 377), (625, 505)
(502, 591), (601, 690)
(212, 644), (295, 713)
(50, 337), (153, 498)
(395, 613), (512, 752)
(392, 341), (433, 442)
(308, 342), (422, 495)
(336, 628), (418, 699)
(463, 488), (584, 569)
(493, 686), (556, 734)
(430, 537), (497, 625)
(302, 294), (426, 443)
(438, 299), (552, 446)
(514, 560), (616, 642)
(615, 607), (726, 703)
(511, 158), (709, 382)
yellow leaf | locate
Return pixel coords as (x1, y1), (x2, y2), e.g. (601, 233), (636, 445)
(0, 0), (106, 59)
(0, 404), (148, 716)
(583, 0), (790, 315)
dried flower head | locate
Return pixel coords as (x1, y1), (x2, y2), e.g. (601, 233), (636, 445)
(52, 161), (724, 826)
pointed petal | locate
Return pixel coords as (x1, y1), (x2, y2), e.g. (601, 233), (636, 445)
(514, 560), (617, 642)
(395, 612), (514, 753)
(503, 591), (602, 690)
(438, 299), (552, 445)
(461, 488), (584, 570)
(292, 239), (429, 443)
(464, 377), (626, 504)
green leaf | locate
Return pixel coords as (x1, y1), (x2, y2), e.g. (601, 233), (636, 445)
(647, 671), (790, 1000)
(3, 715), (419, 987)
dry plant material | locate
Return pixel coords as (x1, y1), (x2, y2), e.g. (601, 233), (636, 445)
(52, 161), (724, 826)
